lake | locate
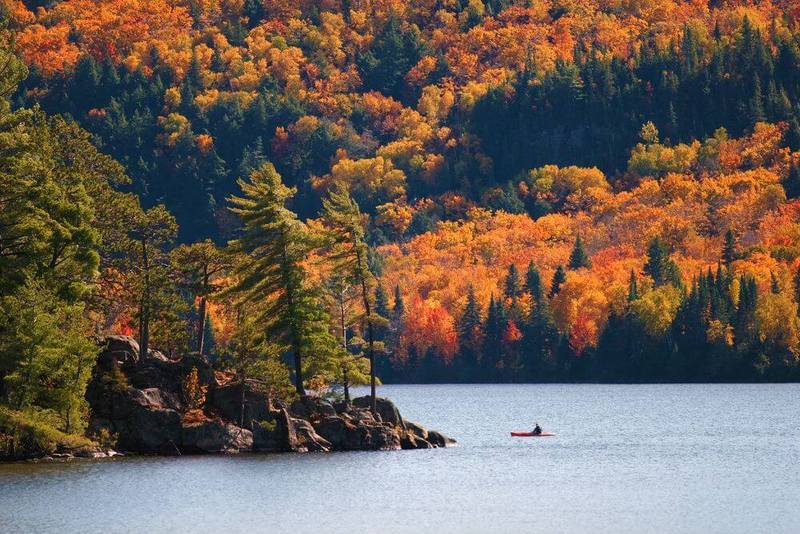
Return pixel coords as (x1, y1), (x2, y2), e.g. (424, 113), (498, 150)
(1, 384), (799, 533)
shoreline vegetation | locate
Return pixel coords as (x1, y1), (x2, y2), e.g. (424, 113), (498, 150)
(2, 336), (454, 461)
(3, 2), (800, 459)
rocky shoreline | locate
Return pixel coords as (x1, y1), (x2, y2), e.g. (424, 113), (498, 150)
(25, 336), (453, 461)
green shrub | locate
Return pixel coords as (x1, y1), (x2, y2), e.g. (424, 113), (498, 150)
(0, 407), (94, 459)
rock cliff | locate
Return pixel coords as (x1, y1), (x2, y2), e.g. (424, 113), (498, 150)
(86, 336), (455, 455)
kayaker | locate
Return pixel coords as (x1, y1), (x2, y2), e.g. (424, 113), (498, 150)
(532, 423), (542, 436)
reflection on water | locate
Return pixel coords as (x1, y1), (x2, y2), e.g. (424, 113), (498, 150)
(1, 384), (799, 533)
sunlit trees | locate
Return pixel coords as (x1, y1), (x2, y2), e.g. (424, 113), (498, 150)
(170, 240), (230, 357)
(225, 162), (333, 395)
(321, 184), (387, 411)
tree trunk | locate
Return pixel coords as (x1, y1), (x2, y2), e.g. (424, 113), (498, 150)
(239, 374), (246, 427)
(197, 296), (207, 356)
(281, 244), (305, 396)
(16, 346), (35, 410)
(292, 342), (305, 396)
(139, 238), (150, 359)
(354, 243), (376, 413)
(197, 267), (209, 357)
(339, 289), (350, 404)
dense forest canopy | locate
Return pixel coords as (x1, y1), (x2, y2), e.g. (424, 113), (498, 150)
(2, 0), (800, 447)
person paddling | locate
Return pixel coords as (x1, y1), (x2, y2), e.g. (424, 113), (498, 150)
(532, 423), (542, 436)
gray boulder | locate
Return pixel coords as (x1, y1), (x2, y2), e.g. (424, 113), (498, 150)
(291, 418), (332, 452)
(181, 421), (253, 453)
(290, 396), (336, 419)
(252, 408), (298, 452)
(352, 396), (405, 428)
(208, 380), (273, 427)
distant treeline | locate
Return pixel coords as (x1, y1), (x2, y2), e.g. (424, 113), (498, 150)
(377, 233), (800, 383)
(15, 17), (800, 243)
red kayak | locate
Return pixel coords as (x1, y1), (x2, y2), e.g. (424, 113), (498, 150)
(510, 431), (555, 437)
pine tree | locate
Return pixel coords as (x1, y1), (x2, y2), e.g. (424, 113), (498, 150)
(481, 294), (506, 376)
(568, 234), (591, 269)
(783, 162), (800, 199)
(126, 206), (179, 359)
(170, 240), (230, 357)
(322, 184), (387, 412)
(722, 229), (737, 268)
(525, 261), (543, 303)
(550, 265), (566, 297)
(458, 285), (483, 376)
(734, 275), (759, 356)
(628, 270), (639, 301)
(384, 284), (405, 359)
(357, 15), (424, 102)
(771, 271), (781, 294)
(374, 283), (390, 341)
(522, 295), (559, 380)
(321, 274), (369, 403)
(645, 236), (682, 287)
(504, 264), (520, 300)
(225, 162), (332, 395)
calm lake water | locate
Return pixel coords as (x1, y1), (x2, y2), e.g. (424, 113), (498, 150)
(1, 384), (799, 533)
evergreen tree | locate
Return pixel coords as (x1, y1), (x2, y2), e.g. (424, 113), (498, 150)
(322, 184), (387, 411)
(321, 274), (369, 403)
(127, 205), (180, 359)
(568, 235), (591, 269)
(170, 240), (231, 357)
(374, 283), (390, 342)
(525, 261), (543, 303)
(783, 162), (800, 200)
(504, 264), (520, 301)
(225, 162), (333, 395)
(481, 294), (506, 377)
(550, 265), (566, 297)
(734, 275), (758, 347)
(722, 229), (737, 268)
(771, 271), (781, 294)
(522, 295), (559, 380)
(457, 285), (483, 378)
(628, 270), (639, 301)
(357, 16), (425, 102)
(645, 236), (682, 287)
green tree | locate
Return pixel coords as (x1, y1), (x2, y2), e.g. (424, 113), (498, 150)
(321, 274), (369, 403)
(127, 205), (179, 359)
(458, 285), (483, 375)
(568, 235), (591, 270)
(550, 265), (566, 297)
(321, 184), (387, 412)
(504, 264), (520, 301)
(645, 236), (682, 287)
(357, 15), (425, 102)
(525, 261), (543, 303)
(374, 283), (390, 342)
(226, 163), (330, 395)
(0, 284), (96, 433)
(722, 230), (737, 268)
(171, 240), (231, 357)
(628, 270), (639, 301)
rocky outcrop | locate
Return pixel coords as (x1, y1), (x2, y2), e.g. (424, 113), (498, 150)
(352, 396), (405, 428)
(182, 421), (253, 453)
(85, 336), (455, 457)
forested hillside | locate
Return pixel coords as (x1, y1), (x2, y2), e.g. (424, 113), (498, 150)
(3, 0), (800, 451)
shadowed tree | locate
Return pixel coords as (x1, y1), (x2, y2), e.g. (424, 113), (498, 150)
(321, 183), (387, 412)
